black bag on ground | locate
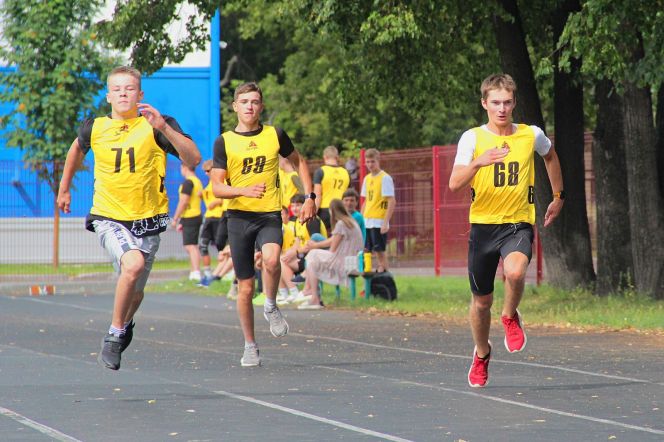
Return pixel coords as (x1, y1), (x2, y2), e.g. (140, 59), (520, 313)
(371, 272), (397, 301)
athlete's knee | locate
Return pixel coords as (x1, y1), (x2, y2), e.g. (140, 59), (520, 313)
(237, 280), (254, 299)
(471, 294), (493, 312)
(504, 267), (526, 285)
(121, 252), (145, 280)
(262, 253), (280, 273)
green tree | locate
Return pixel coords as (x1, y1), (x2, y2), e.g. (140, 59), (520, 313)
(98, 0), (221, 74)
(557, 0), (664, 298)
(0, 0), (114, 265)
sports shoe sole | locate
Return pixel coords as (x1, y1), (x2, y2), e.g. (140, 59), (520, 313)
(504, 309), (527, 353)
(240, 358), (261, 367)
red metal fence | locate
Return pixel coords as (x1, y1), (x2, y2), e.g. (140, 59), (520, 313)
(349, 134), (595, 281)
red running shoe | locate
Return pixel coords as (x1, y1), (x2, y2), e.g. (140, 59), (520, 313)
(502, 309), (527, 353)
(467, 343), (491, 388)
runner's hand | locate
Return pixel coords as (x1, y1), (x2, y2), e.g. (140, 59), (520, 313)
(137, 103), (167, 131)
(57, 190), (71, 214)
(299, 198), (316, 224)
(474, 146), (509, 167)
(243, 183), (266, 198)
(544, 198), (564, 227)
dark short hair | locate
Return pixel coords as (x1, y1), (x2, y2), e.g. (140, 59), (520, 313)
(290, 194), (305, 204)
(342, 188), (359, 200)
(234, 82), (263, 101)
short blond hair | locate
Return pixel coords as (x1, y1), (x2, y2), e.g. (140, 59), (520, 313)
(365, 148), (380, 160)
(480, 73), (517, 101)
(323, 145), (338, 159)
(107, 66), (141, 89)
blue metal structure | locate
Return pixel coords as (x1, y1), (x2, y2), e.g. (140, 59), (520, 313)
(0, 11), (221, 219)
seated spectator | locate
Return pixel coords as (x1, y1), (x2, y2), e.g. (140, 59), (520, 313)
(342, 188), (366, 244)
(298, 199), (363, 309)
(279, 194), (328, 303)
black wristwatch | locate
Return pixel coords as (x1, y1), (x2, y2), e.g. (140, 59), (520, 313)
(553, 190), (566, 200)
(304, 192), (316, 201)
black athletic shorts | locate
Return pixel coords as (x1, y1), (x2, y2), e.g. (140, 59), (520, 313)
(468, 223), (534, 296)
(318, 207), (331, 231)
(227, 210), (282, 280)
(366, 227), (387, 252)
(198, 215), (229, 254)
(180, 215), (202, 246)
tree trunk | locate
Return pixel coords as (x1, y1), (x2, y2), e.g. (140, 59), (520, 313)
(547, 0), (595, 288)
(492, 0), (594, 287)
(593, 80), (633, 294)
(622, 82), (664, 298)
(656, 85), (664, 197)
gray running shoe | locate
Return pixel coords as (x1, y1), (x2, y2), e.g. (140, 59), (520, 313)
(264, 305), (289, 337)
(98, 333), (125, 370)
(240, 346), (261, 367)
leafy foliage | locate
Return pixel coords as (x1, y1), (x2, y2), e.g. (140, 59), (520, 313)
(97, 0), (220, 74)
(0, 0), (114, 192)
(556, 0), (664, 86)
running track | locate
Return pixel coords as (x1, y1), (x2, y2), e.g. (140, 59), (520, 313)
(0, 292), (662, 441)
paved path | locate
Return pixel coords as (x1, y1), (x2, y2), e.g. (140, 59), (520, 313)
(0, 291), (662, 441)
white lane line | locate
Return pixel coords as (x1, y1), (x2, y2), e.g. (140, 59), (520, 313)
(0, 406), (83, 442)
(3, 323), (663, 437)
(213, 389), (414, 442)
(311, 365), (664, 436)
(22, 297), (664, 386)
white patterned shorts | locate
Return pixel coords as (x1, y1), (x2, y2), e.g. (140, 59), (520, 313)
(92, 220), (161, 292)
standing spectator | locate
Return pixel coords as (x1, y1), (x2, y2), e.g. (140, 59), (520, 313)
(199, 159), (228, 282)
(279, 156), (303, 215)
(345, 156), (359, 181)
(361, 148), (396, 273)
(172, 164), (204, 283)
(298, 199), (363, 309)
(314, 145), (350, 231)
(342, 188), (366, 244)
(448, 73), (564, 388)
(209, 81), (315, 367)
(56, 65), (200, 370)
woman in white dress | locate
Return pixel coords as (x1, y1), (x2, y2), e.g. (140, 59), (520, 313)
(298, 199), (364, 309)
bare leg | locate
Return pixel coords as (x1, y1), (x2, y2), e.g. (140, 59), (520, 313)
(185, 244), (201, 273)
(501, 252), (529, 318)
(237, 278), (256, 343)
(260, 243), (282, 302)
(123, 290), (144, 324)
(469, 293), (493, 358)
(214, 258), (234, 278)
(305, 270), (320, 305)
(279, 255), (299, 290)
(112, 250), (145, 329)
